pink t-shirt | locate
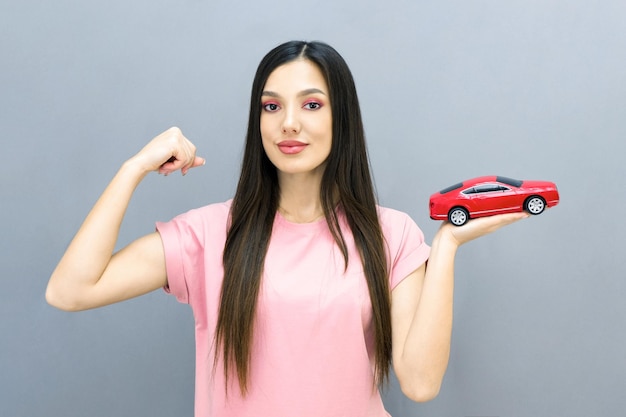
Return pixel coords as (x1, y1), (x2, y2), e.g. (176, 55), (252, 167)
(156, 200), (430, 417)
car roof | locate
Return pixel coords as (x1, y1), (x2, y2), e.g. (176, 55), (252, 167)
(495, 176), (523, 187)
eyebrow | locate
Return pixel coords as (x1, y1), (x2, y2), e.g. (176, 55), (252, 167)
(261, 88), (327, 98)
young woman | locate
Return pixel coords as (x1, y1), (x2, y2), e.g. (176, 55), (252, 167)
(46, 41), (526, 416)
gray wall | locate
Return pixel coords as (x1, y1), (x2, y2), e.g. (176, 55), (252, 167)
(2, 0), (625, 416)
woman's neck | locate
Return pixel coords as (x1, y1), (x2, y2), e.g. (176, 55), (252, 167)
(277, 172), (325, 223)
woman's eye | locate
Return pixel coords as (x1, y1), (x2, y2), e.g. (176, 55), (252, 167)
(304, 101), (322, 110)
(263, 103), (279, 112)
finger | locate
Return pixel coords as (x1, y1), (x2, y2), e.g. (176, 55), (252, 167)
(489, 212), (529, 226)
(159, 155), (192, 176)
(191, 156), (206, 168)
(158, 156), (180, 176)
(468, 213), (527, 235)
(443, 212), (529, 246)
(180, 155), (203, 175)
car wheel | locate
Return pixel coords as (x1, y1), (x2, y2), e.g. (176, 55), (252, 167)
(525, 196), (546, 215)
(448, 207), (469, 226)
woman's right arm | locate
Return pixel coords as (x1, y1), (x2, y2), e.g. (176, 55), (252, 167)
(46, 127), (204, 311)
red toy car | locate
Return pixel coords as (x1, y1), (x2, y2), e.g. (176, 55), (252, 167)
(429, 176), (559, 226)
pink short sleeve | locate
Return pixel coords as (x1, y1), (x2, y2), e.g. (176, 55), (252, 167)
(155, 201), (231, 308)
(379, 207), (431, 289)
(156, 218), (192, 304)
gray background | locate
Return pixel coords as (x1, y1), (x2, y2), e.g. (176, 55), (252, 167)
(1, 0), (624, 416)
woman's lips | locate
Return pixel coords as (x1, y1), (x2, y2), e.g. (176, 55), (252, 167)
(278, 140), (307, 154)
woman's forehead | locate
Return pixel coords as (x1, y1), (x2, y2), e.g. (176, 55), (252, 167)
(263, 60), (328, 94)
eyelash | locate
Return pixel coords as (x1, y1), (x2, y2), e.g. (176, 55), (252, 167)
(304, 101), (322, 110)
(263, 102), (280, 112)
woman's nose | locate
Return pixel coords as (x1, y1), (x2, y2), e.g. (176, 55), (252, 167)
(281, 106), (301, 134)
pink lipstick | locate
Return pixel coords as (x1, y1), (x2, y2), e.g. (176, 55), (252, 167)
(278, 140), (307, 154)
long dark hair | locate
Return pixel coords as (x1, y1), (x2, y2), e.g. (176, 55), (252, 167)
(216, 40), (390, 395)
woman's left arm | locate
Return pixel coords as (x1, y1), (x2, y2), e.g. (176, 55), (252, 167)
(391, 212), (528, 402)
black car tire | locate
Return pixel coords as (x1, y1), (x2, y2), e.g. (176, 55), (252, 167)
(524, 196), (546, 215)
(448, 207), (469, 226)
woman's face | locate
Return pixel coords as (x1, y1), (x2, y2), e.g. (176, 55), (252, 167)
(260, 59), (332, 180)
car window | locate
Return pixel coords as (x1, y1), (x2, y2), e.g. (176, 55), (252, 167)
(473, 184), (502, 193)
(462, 183), (511, 195)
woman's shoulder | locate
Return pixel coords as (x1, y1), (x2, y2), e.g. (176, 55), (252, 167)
(164, 199), (232, 227)
(376, 205), (414, 225)
(187, 199), (232, 217)
(376, 205), (429, 273)
(376, 205), (425, 241)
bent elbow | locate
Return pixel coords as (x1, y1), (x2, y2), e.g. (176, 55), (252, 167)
(398, 378), (442, 403)
(45, 280), (83, 312)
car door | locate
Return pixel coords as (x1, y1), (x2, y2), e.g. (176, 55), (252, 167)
(467, 183), (517, 215)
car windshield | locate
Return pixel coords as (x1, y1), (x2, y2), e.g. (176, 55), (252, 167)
(496, 176), (523, 187)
